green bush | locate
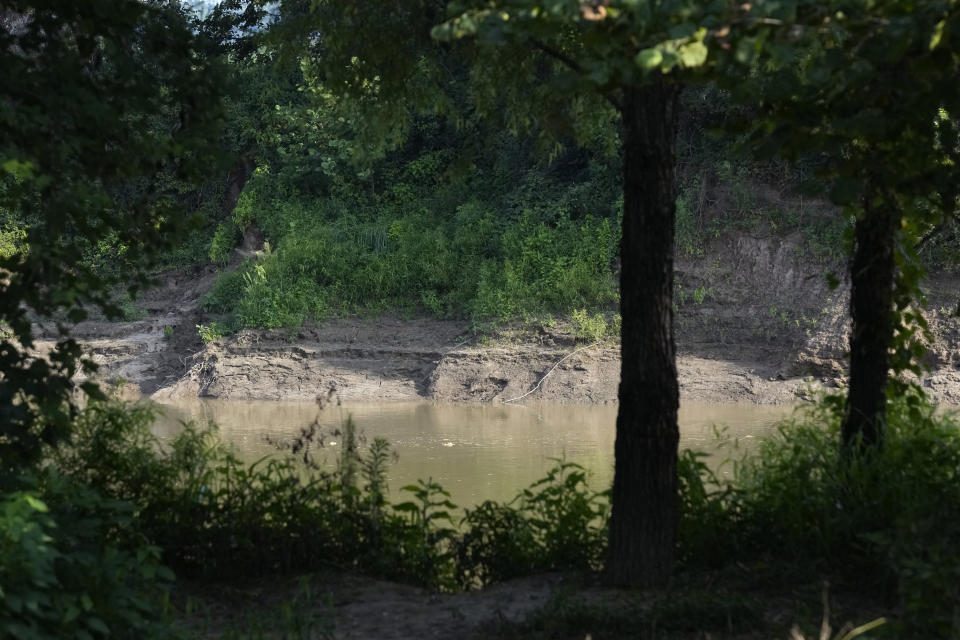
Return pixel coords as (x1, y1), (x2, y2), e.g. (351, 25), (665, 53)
(0, 472), (173, 640)
(203, 267), (247, 314)
(53, 400), (614, 595)
(0, 220), (26, 260)
(209, 220), (241, 266)
(202, 138), (621, 328)
(196, 322), (227, 343)
(55, 401), (459, 585)
(457, 460), (608, 588)
(678, 391), (960, 637)
(571, 308), (609, 342)
(204, 205), (619, 327)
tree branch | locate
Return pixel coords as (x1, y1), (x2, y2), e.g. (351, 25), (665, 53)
(917, 211), (960, 253)
(529, 37), (623, 112)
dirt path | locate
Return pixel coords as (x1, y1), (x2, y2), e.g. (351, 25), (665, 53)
(180, 568), (871, 640)
(35, 233), (960, 406)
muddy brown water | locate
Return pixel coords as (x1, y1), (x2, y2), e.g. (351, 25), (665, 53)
(152, 401), (794, 508)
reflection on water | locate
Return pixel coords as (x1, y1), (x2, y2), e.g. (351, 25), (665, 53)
(152, 400), (794, 507)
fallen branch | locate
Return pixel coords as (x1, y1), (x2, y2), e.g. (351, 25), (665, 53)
(501, 341), (600, 404)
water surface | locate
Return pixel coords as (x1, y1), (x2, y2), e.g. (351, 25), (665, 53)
(153, 401), (793, 507)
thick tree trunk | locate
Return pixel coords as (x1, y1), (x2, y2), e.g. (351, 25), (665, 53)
(843, 197), (898, 450)
(603, 79), (681, 587)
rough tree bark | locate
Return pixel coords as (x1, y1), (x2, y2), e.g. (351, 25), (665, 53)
(603, 78), (681, 587)
(843, 194), (899, 450)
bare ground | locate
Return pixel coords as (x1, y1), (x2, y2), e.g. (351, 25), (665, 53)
(178, 568), (884, 640)
(182, 573), (572, 639)
(35, 231), (960, 407)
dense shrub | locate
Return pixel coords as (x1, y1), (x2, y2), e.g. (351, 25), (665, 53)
(205, 184), (620, 327)
(41, 392), (960, 636)
(457, 460), (608, 588)
(57, 402), (369, 580)
(678, 392), (960, 637)
(54, 401), (609, 594)
(209, 220), (242, 266)
(0, 471), (173, 639)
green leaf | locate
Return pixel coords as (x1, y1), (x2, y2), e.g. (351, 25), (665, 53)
(635, 48), (663, 70)
(86, 616), (109, 635)
(930, 20), (946, 51)
(679, 41), (708, 68)
(1, 159), (35, 179)
(24, 496), (49, 513)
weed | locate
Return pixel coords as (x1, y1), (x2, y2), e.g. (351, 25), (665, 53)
(457, 459), (608, 588)
(196, 322), (226, 343)
(571, 308), (608, 342)
(120, 295), (146, 321)
(210, 220), (241, 266)
(205, 174), (620, 328)
(692, 284), (712, 305)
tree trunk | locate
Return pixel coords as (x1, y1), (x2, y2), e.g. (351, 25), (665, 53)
(843, 195), (898, 450)
(603, 79), (681, 587)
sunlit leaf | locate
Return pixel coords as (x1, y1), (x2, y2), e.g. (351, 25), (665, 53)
(635, 48), (663, 69)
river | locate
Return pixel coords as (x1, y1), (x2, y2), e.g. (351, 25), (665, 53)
(152, 400), (794, 507)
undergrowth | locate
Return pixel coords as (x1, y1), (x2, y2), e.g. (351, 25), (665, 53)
(678, 390), (960, 638)
(51, 400), (608, 594)
(203, 183), (621, 329)
(6, 390), (960, 637)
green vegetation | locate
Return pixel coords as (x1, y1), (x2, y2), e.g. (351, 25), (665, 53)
(0, 0), (223, 477)
(7, 393), (959, 636)
(4, 0), (960, 637)
(678, 392), (960, 637)
(200, 91), (624, 327)
(52, 401), (609, 592)
(197, 78), (862, 332)
(0, 472), (173, 639)
(196, 323), (227, 343)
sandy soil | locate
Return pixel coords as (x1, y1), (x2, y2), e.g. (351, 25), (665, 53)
(33, 232), (960, 406)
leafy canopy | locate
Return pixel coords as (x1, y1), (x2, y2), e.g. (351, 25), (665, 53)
(0, 1), (224, 479)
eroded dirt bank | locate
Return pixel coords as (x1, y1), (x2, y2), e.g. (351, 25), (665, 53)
(36, 232), (960, 406)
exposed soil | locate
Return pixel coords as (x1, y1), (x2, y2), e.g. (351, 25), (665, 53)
(34, 232), (960, 406)
(182, 573), (571, 639)
(179, 569), (884, 640)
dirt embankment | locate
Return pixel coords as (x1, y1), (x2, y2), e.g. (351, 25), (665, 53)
(35, 232), (960, 406)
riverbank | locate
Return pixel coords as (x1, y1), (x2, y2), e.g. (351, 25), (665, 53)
(35, 231), (960, 406)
